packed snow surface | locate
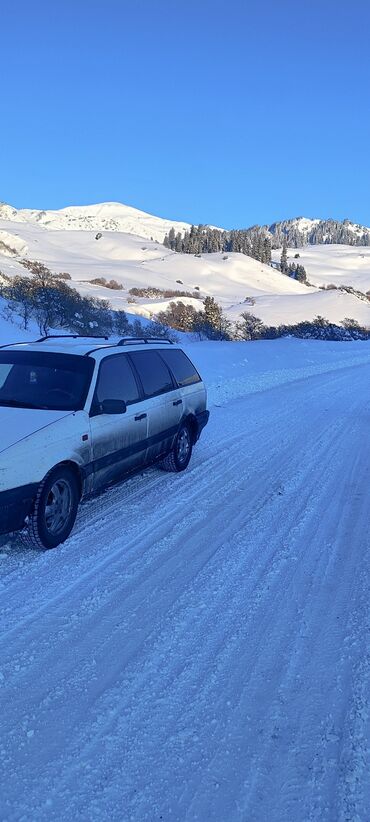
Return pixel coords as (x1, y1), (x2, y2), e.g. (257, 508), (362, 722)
(1, 338), (370, 821)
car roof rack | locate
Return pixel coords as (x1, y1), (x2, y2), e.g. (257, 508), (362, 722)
(0, 335), (110, 351)
(0, 335), (173, 354)
(117, 337), (173, 346)
(84, 336), (175, 357)
(37, 334), (110, 342)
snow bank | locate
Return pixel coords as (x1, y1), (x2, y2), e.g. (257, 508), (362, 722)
(185, 338), (370, 406)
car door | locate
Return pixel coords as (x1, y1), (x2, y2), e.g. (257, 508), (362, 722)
(128, 350), (183, 464)
(89, 353), (148, 491)
(158, 348), (205, 418)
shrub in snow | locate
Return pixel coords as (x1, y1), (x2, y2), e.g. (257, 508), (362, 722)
(156, 296), (232, 340)
(54, 271), (72, 280)
(236, 312), (265, 341)
(129, 286), (201, 300)
(89, 277), (123, 290)
(233, 312), (370, 343)
(278, 316), (370, 341)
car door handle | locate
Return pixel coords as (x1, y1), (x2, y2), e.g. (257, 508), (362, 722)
(134, 413), (147, 421)
(173, 399), (183, 406)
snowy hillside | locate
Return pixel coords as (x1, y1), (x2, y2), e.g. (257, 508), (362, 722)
(0, 201), (369, 334)
(273, 243), (370, 293)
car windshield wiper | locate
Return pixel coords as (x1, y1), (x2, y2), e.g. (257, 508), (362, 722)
(0, 399), (51, 410)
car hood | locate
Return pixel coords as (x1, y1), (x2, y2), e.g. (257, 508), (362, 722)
(0, 407), (73, 454)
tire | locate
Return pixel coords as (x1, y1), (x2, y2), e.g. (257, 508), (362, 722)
(160, 422), (193, 473)
(21, 466), (80, 550)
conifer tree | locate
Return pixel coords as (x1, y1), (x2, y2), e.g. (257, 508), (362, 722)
(168, 227), (176, 250)
(202, 296), (231, 339)
(204, 296), (221, 329)
(263, 237), (272, 264)
(280, 236), (288, 274)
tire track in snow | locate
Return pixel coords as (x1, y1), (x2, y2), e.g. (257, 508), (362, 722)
(72, 396), (364, 821)
(0, 367), (349, 680)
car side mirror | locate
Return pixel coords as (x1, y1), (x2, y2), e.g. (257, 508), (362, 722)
(101, 398), (127, 415)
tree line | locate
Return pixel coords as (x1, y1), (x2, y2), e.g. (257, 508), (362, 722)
(163, 225), (273, 264)
(164, 218), (370, 255)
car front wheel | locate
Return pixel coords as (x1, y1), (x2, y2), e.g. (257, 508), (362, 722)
(21, 466), (80, 550)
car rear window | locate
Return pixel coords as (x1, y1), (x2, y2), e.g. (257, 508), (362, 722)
(129, 351), (174, 398)
(158, 349), (201, 387)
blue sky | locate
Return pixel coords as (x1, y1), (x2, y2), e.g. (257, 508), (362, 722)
(2, 0), (370, 228)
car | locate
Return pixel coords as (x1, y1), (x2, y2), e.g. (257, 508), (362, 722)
(0, 335), (209, 550)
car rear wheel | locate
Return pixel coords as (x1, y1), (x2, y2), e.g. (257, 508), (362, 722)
(159, 422), (193, 473)
(21, 466), (80, 550)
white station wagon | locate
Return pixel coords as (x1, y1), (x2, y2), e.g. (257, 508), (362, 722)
(0, 336), (209, 549)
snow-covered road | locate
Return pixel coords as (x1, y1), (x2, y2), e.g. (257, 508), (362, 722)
(1, 343), (370, 821)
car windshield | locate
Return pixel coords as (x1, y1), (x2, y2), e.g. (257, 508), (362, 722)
(0, 350), (95, 411)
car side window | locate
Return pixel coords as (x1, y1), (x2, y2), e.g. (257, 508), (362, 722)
(158, 349), (201, 387)
(129, 351), (174, 398)
(93, 355), (140, 410)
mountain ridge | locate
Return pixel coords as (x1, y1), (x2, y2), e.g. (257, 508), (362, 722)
(1, 201), (370, 248)
(264, 216), (370, 248)
(0, 201), (191, 243)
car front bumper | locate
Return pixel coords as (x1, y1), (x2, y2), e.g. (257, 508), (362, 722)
(0, 484), (38, 535)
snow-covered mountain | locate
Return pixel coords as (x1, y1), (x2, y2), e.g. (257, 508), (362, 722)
(2, 201), (370, 248)
(0, 201), (369, 335)
(0, 201), (192, 243)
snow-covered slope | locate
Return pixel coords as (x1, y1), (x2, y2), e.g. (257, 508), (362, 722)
(273, 243), (370, 293)
(0, 201), (369, 332)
